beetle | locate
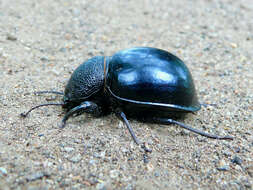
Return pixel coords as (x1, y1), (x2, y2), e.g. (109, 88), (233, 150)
(21, 47), (233, 147)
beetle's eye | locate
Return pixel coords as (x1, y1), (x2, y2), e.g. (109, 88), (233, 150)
(63, 96), (69, 104)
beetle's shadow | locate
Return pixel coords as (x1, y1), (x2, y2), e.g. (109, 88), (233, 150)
(126, 110), (189, 124)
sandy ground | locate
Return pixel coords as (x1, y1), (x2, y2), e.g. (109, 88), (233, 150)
(0, 0), (252, 189)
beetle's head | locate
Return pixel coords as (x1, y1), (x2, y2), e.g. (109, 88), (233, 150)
(21, 56), (109, 117)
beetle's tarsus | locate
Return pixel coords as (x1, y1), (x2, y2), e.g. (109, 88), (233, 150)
(200, 103), (217, 107)
(34, 91), (64, 95)
(141, 142), (152, 153)
(60, 121), (66, 129)
(216, 136), (234, 140)
(20, 112), (28, 118)
(154, 118), (233, 140)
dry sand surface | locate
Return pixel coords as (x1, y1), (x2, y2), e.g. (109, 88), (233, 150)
(0, 0), (252, 189)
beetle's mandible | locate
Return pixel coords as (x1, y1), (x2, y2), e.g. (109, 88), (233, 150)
(21, 47), (233, 146)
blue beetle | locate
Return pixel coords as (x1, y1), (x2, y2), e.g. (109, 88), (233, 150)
(22, 47), (233, 146)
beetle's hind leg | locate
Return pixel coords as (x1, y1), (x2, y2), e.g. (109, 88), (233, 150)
(60, 101), (102, 128)
(153, 118), (233, 140)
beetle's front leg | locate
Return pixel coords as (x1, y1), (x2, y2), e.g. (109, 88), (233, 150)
(60, 101), (102, 128)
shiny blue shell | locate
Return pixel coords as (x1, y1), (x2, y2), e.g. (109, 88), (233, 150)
(106, 47), (201, 112)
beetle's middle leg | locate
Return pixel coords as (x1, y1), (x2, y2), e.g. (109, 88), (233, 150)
(117, 111), (140, 145)
(117, 111), (152, 154)
(60, 101), (101, 128)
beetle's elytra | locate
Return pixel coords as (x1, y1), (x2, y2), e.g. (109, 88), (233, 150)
(22, 47), (233, 146)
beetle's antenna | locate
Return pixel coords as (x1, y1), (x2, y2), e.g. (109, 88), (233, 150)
(156, 118), (233, 140)
(34, 91), (64, 95)
(21, 103), (64, 118)
(200, 103), (217, 107)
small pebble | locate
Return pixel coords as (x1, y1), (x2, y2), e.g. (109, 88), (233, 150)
(6, 34), (17, 41)
(230, 43), (238, 48)
(40, 56), (49, 62)
(68, 154), (82, 163)
(96, 182), (106, 190)
(235, 165), (242, 171)
(59, 47), (67, 53)
(217, 160), (230, 171)
(231, 156), (243, 165)
(26, 171), (50, 182)
(223, 151), (232, 157)
(146, 163), (154, 172)
(110, 170), (119, 178)
(0, 167), (7, 176)
(234, 147), (240, 153)
(93, 152), (101, 158)
(89, 160), (98, 165)
(121, 147), (128, 153)
(64, 147), (75, 153)
(154, 171), (160, 177)
(52, 68), (60, 76)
